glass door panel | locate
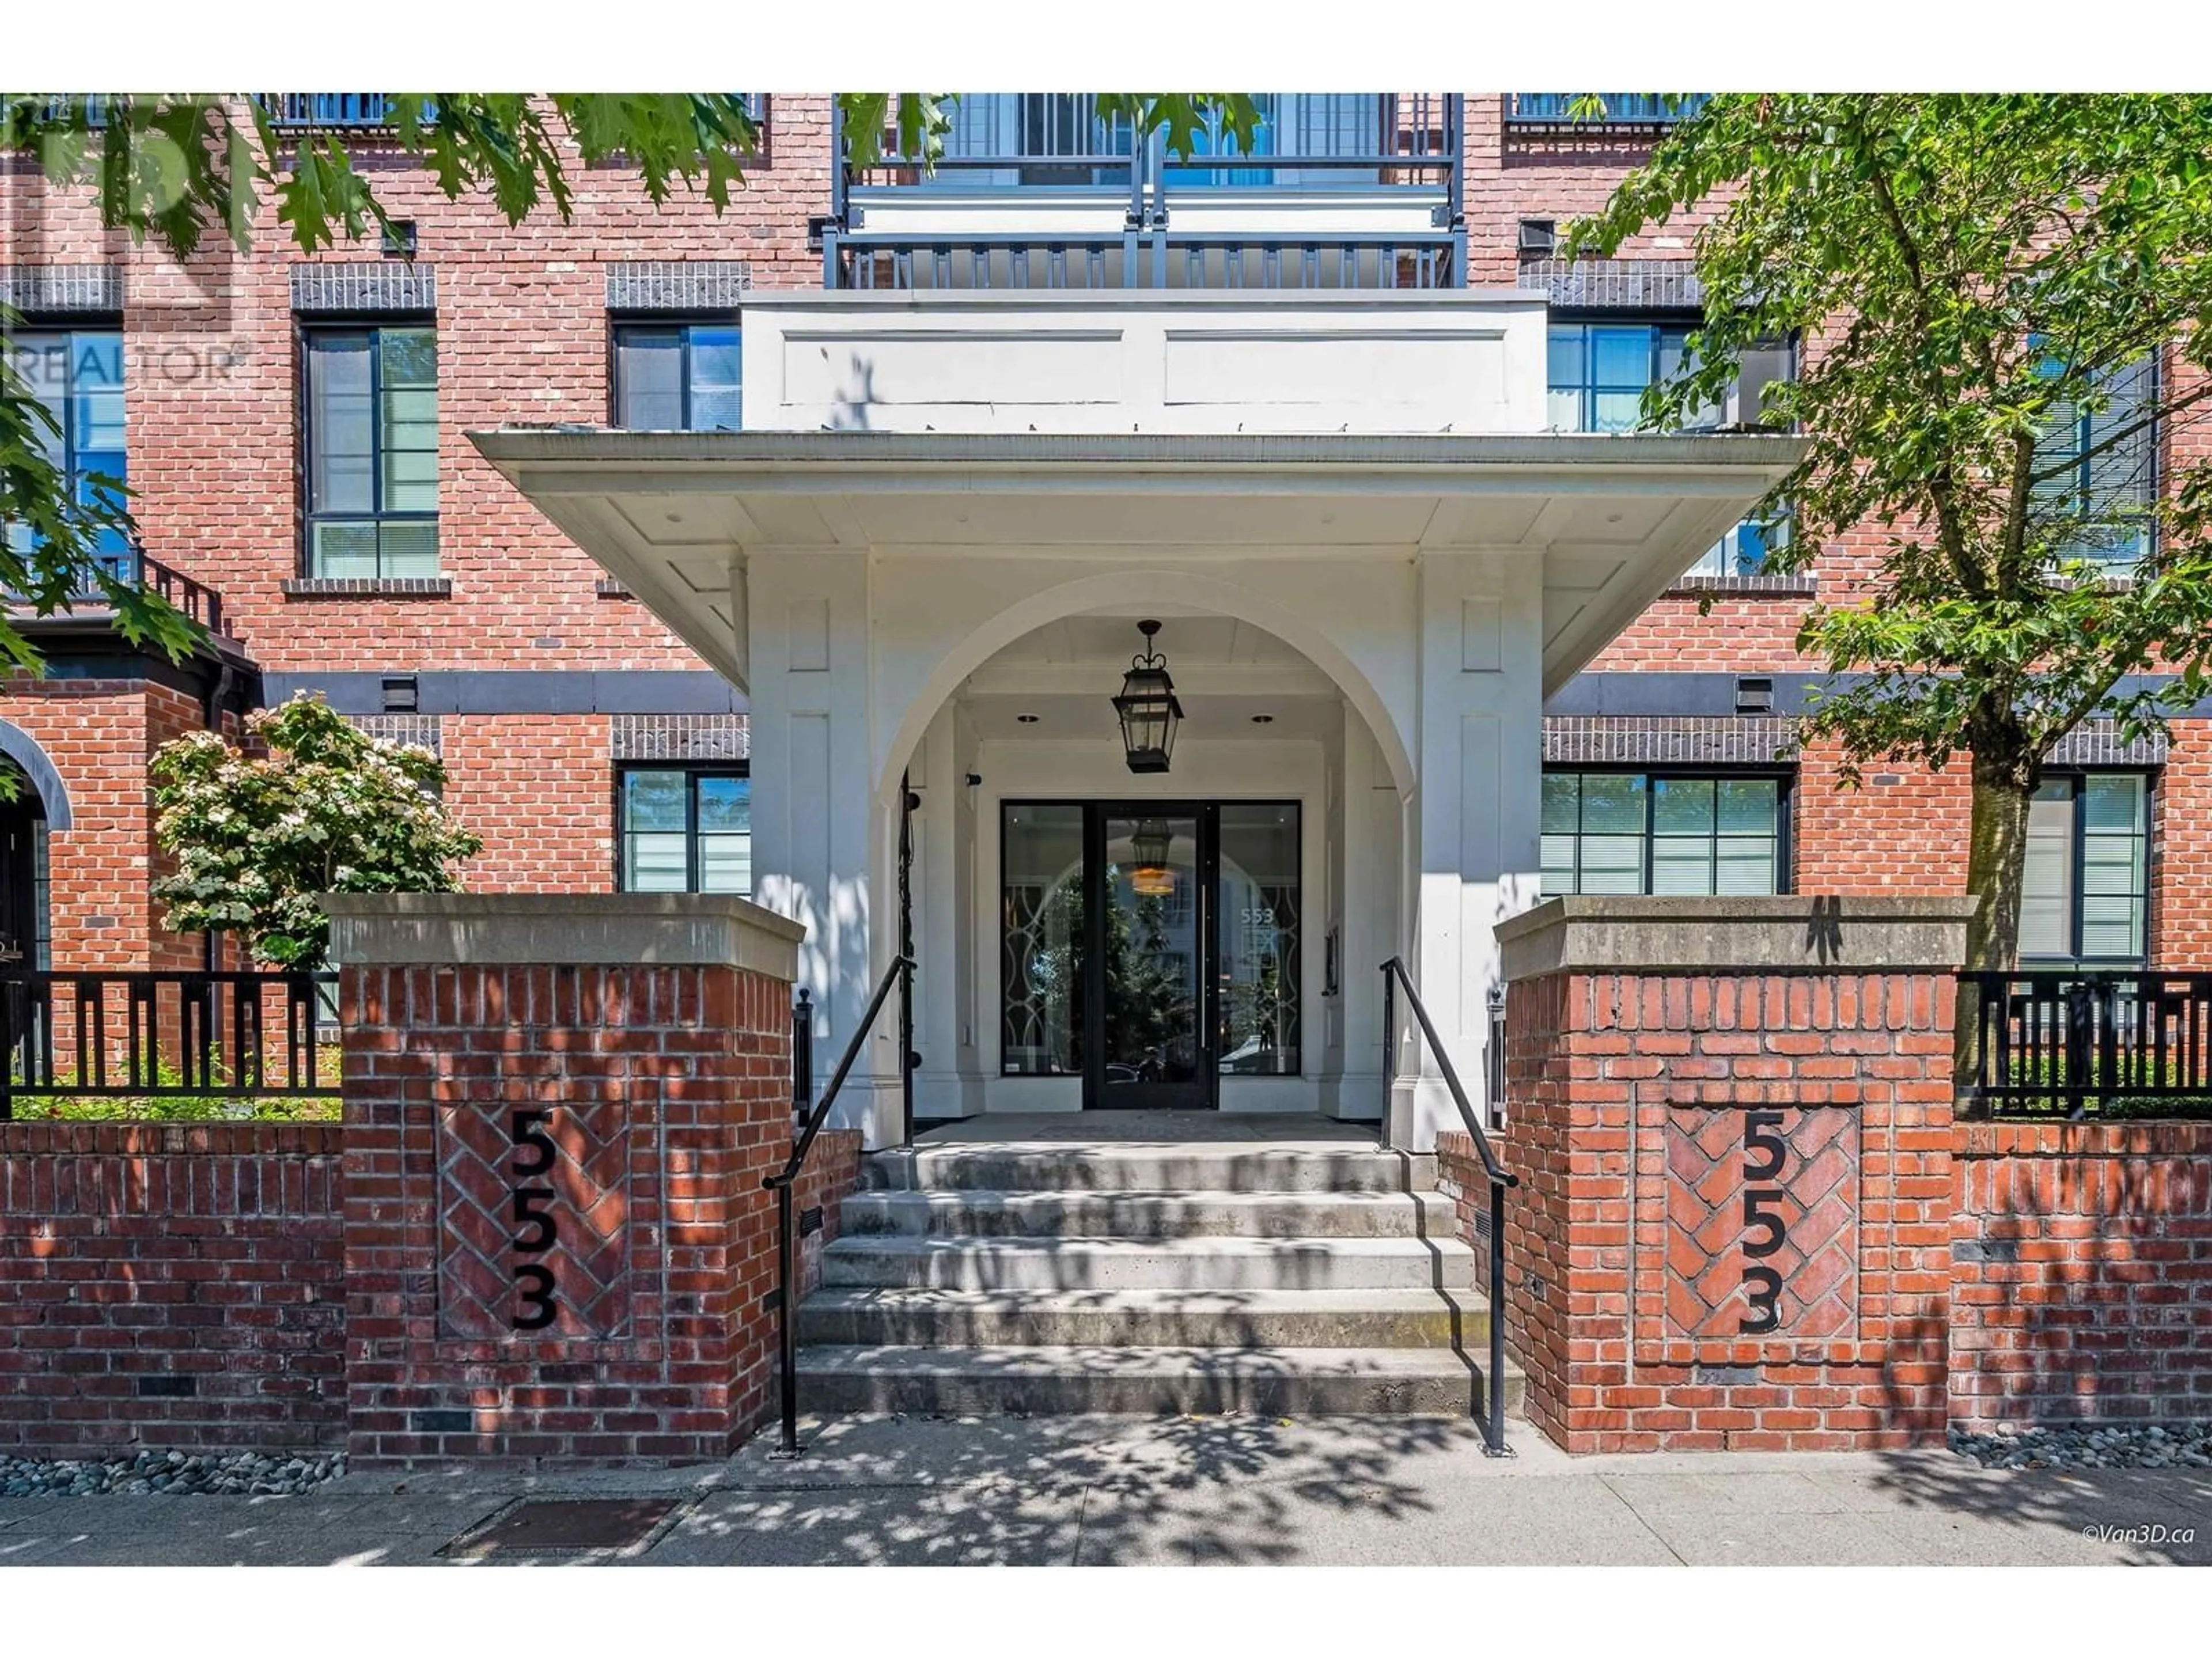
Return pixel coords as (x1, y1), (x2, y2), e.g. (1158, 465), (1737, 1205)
(1099, 813), (1206, 1108)
(1001, 804), (1086, 1077)
(1217, 804), (1300, 1075)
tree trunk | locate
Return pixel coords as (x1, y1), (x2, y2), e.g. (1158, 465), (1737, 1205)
(1954, 752), (2035, 1088)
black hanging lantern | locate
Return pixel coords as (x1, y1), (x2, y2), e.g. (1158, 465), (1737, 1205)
(1113, 619), (1183, 775)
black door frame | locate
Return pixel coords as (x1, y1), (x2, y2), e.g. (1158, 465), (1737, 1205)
(1085, 802), (1216, 1111)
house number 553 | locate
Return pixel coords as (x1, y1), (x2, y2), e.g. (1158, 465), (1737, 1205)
(1738, 1111), (1788, 1334)
(509, 1109), (561, 1331)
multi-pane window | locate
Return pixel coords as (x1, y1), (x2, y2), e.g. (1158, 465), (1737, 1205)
(2033, 354), (2157, 570)
(5, 329), (128, 562)
(617, 767), (752, 895)
(612, 322), (743, 431)
(2021, 773), (2150, 964)
(304, 327), (439, 578)
(1547, 321), (1795, 574)
(1541, 771), (1789, 897)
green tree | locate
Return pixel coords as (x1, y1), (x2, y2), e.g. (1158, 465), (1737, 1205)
(1570, 95), (2212, 1005)
(150, 692), (483, 967)
(0, 92), (1259, 689)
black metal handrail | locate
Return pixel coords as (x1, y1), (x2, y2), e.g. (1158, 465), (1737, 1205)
(762, 953), (915, 1457)
(1959, 969), (2212, 1118)
(0, 971), (339, 1119)
(1380, 956), (1517, 1456)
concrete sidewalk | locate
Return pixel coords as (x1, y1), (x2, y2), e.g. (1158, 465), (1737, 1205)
(1, 1415), (2206, 1566)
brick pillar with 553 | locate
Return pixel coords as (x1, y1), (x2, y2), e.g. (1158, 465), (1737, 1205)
(327, 893), (811, 1464)
(1485, 896), (1976, 1453)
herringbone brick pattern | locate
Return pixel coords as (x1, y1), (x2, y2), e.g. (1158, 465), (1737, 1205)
(1664, 1106), (1858, 1342)
(435, 1104), (632, 1342)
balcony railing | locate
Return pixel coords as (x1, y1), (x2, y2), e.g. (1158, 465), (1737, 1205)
(827, 93), (1465, 291)
(1959, 970), (2212, 1118)
(258, 93), (409, 128)
(7, 543), (229, 638)
(1508, 94), (1711, 127)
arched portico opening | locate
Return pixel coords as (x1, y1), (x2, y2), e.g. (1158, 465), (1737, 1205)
(889, 593), (1408, 1127)
(870, 566), (1418, 810)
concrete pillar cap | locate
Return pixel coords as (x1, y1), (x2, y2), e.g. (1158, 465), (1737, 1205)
(321, 892), (805, 982)
(1495, 895), (1978, 981)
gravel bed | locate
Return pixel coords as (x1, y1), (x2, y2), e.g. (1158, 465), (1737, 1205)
(1, 1449), (346, 1497)
(1949, 1422), (2212, 1471)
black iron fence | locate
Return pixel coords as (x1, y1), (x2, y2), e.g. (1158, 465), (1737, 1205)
(0, 971), (340, 1120)
(1959, 970), (2212, 1118)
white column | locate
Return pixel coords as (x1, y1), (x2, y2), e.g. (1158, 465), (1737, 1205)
(1333, 705), (1399, 1121)
(1391, 550), (1544, 1150)
(911, 702), (970, 1122)
(747, 548), (902, 1146)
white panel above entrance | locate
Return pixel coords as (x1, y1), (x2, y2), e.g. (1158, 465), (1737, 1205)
(741, 290), (1547, 435)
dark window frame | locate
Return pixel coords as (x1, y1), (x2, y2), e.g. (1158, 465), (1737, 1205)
(4, 321), (129, 563)
(1548, 313), (1799, 578)
(606, 314), (744, 432)
(2035, 351), (2162, 570)
(1540, 766), (1796, 897)
(296, 316), (441, 579)
(613, 762), (753, 895)
(2022, 767), (2155, 967)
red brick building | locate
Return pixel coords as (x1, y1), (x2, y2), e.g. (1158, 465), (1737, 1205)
(1, 93), (2200, 976)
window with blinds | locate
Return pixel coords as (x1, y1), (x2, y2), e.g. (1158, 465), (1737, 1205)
(304, 326), (438, 578)
(612, 322), (742, 431)
(2021, 772), (2150, 963)
(618, 767), (752, 896)
(1541, 772), (1787, 897)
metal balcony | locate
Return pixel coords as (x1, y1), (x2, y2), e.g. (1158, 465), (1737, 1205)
(824, 94), (1465, 291)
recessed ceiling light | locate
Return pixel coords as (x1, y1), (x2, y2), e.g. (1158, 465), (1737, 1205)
(1016, 713), (1041, 724)
(1251, 713), (1275, 725)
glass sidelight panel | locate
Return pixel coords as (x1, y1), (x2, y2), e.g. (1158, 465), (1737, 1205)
(1217, 804), (1300, 1075)
(1001, 804), (1086, 1076)
(1100, 815), (1202, 1099)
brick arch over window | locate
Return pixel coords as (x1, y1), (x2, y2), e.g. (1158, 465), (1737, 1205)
(0, 719), (71, 830)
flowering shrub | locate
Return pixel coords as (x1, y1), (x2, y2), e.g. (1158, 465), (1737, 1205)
(150, 692), (483, 968)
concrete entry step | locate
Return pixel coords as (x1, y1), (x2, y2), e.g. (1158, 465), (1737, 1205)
(840, 1188), (1460, 1241)
(796, 1286), (1494, 1350)
(793, 1343), (1524, 1419)
(794, 1114), (1512, 1422)
(819, 1233), (1476, 1293)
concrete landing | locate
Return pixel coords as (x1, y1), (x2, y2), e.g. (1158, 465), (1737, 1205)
(913, 1112), (1382, 1144)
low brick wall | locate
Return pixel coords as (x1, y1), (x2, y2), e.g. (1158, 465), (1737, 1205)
(1951, 1120), (2212, 1429)
(0, 1122), (347, 1456)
